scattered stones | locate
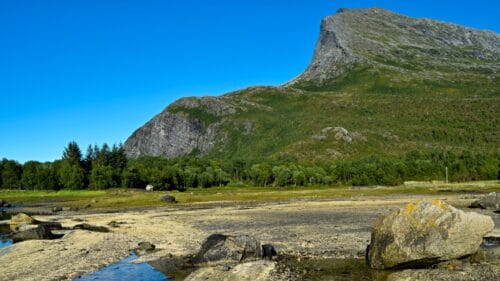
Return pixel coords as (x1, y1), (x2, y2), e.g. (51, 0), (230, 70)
(146, 184), (154, 192)
(160, 195), (177, 203)
(194, 234), (262, 264)
(469, 192), (499, 210)
(12, 224), (56, 243)
(366, 199), (494, 269)
(73, 223), (110, 233)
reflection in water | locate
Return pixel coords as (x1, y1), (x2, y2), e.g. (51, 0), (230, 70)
(76, 253), (169, 281)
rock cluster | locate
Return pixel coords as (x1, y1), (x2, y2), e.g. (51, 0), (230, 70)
(185, 234), (281, 281)
(9, 213), (63, 243)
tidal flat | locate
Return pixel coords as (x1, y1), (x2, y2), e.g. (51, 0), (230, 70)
(0, 182), (498, 280)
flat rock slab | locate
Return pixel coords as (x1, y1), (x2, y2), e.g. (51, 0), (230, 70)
(185, 260), (281, 281)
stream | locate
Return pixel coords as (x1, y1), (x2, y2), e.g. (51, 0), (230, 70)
(75, 253), (170, 281)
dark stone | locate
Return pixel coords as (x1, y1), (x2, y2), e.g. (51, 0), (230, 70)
(137, 241), (156, 252)
(38, 221), (62, 231)
(262, 244), (277, 259)
(194, 234), (262, 264)
(160, 195), (177, 203)
(73, 223), (110, 233)
(12, 224), (55, 243)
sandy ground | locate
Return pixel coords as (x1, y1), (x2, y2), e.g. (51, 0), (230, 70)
(0, 194), (497, 281)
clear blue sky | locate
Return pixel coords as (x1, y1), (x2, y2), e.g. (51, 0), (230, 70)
(1, 0), (499, 163)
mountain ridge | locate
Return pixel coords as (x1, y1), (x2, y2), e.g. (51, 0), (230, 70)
(124, 7), (499, 160)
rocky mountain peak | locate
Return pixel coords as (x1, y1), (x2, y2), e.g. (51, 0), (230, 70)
(290, 7), (500, 85)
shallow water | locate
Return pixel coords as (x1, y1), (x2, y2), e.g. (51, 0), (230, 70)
(0, 224), (12, 249)
(0, 210), (13, 250)
(75, 253), (169, 281)
(286, 257), (392, 281)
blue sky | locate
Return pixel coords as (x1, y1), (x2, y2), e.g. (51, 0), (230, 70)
(1, 0), (499, 163)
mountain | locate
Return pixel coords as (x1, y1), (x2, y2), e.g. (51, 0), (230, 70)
(124, 8), (499, 161)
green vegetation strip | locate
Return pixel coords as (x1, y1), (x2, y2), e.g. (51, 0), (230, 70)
(0, 181), (497, 210)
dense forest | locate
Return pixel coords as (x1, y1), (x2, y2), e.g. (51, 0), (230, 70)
(0, 142), (498, 191)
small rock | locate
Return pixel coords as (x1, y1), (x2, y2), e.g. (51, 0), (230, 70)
(137, 241), (156, 252)
(222, 264), (231, 271)
(73, 223), (110, 233)
(145, 184), (154, 192)
(262, 244), (277, 260)
(160, 195), (177, 203)
(52, 207), (63, 213)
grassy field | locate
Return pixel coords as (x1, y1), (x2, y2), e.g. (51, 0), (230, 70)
(0, 180), (498, 210)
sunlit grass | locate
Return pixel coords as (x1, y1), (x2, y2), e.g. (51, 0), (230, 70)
(0, 180), (497, 210)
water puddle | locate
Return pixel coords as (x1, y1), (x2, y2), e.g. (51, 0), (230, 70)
(0, 211), (12, 249)
(0, 224), (12, 249)
(284, 257), (392, 281)
(75, 253), (169, 281)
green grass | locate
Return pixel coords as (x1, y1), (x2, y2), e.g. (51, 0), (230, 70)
(1, 181), (497, 210)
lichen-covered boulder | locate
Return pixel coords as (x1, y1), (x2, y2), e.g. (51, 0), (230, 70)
(367, 199), (494, 269)
(194, 234), (262, 264)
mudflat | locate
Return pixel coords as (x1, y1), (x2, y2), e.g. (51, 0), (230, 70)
(0, 194), (497, 281)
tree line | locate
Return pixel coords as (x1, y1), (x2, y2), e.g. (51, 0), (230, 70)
(0, 142), (498, 190)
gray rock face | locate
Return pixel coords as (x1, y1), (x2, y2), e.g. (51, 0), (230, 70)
(291, 8), (500, 84)
(124, 96), (235, 158)
(366, 199), (494, 269)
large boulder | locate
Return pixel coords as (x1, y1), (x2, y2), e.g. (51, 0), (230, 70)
(12, 224), (55, 243)
(469, 192), (499, 210)
(366, 199), (494, 269)
(194, 234), (262, 264)
(10, 213), (38, 232)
